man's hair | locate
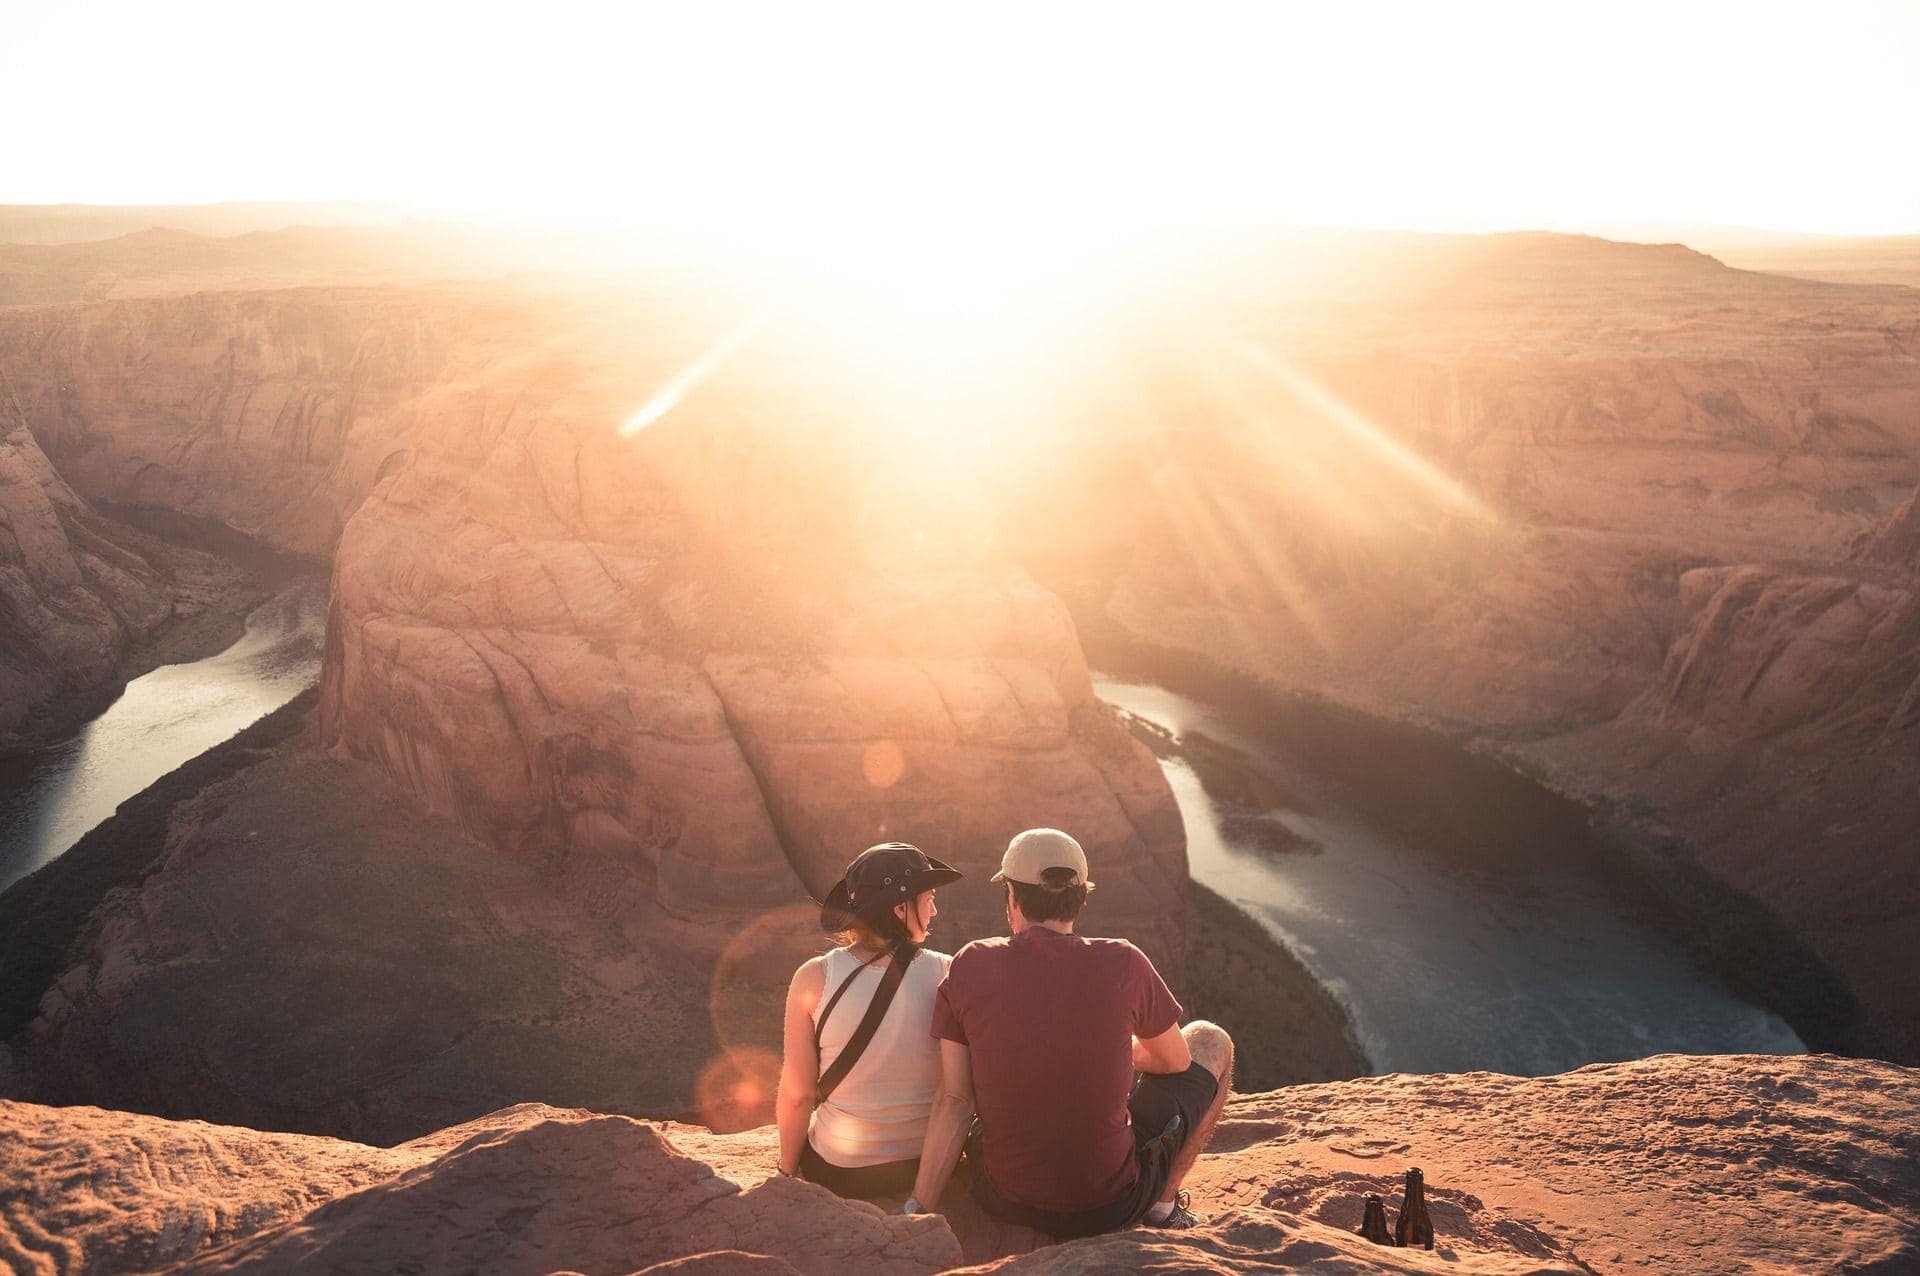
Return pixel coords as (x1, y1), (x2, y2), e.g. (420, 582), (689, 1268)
(1008, 867), (1093, 923)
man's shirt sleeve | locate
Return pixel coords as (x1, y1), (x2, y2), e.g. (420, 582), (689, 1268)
(931, 969), (968, 1043)
(1129, 945), (1182, 1040)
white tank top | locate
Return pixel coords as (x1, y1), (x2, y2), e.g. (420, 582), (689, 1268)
(808, 946), (951, 1167)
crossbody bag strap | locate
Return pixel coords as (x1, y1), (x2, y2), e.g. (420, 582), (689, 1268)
(814, 945), (918, 1105)
(812, 950), (886, 1053)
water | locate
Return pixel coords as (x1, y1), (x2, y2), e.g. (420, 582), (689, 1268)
(0, 577), (327, 890)
(1097, 676), (1806, 1076)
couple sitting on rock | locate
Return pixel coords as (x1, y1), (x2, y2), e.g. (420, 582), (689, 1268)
(776, 828), (1234, 1236)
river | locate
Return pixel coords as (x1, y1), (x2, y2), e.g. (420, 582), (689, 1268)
(1096, 674), (1807, 1077)
(0, 576), (327, 891)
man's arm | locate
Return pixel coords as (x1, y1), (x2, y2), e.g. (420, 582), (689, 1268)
(775, 960), (825, 1176)
(1128, 943), (1191, 1074)
(908, 1039), (975, 1210)
(1133, 1020), (1194, 1074)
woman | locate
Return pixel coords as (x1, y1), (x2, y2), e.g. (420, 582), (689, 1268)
(776, 841), (962, 1198)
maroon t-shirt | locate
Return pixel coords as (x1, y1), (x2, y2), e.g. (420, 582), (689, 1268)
(931, 926), (1182, 1214)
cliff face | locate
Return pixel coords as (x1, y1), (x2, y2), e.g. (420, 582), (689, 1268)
(2, 281), (1184, 1141)
(0, 409), (171, 736)
(314, 284), (1185, 965)
(1, 280), (1184, 969)
(0, 288), (454, 555)
(5, 1053), (1914, 1274)
(1035, 236), (1920, 1059)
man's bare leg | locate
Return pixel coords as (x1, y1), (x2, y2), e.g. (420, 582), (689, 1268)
(1157, 1020), (1234, 1205)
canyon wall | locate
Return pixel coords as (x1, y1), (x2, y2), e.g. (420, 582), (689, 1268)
(314, 284), (1185, 963)
(1, 277), (1187, 1138)
(1031, 236), (1920, 1059)
(5, 228), (1915, 1116)
(0, 408), (172, 738)
(0, 288), (457, 555)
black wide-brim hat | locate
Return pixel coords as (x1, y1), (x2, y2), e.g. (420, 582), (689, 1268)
(818, 841), (964, 933)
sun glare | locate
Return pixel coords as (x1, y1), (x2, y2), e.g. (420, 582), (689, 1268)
(619, 221), (1126, 473)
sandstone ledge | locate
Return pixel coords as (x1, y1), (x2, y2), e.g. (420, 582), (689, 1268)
(3, 1054), (1912, 1274)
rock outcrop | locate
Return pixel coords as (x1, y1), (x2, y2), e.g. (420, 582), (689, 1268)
(0, 401), (171, 737)
(13, 735), (728, 1145)
(1854, 480), (1920, 569)
(315, 284), (1186, 968)
(5, 1054), (1914, 1274)
(0, 277), (1185, 970)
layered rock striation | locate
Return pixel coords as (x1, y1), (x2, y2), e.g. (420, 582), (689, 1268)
(1031, 234), (1920, 1060)
(0, 287), (455, 555)
(4, 1053), (1914, 1274)
(1, 280), (1185, 1142)
(315, 286), (1185, 966)
(0, 404), (171, 737)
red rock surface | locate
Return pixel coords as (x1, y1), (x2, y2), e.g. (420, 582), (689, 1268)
(1035, 234), (1920, 1060)
(4, 1054), (1913, 1274)
(311, 283), (1186, 968)
(0, 289), (452, 555)
(0, 271), (1187, 965)
(14, 742), (730, 1145)
(0, 409), (171, 736)
(4, 228), (1916, 1121)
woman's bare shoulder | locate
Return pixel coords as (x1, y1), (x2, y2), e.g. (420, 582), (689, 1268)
(790, 952), (834, 996)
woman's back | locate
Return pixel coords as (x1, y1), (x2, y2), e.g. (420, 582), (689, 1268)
(809, 946), (952, 1167)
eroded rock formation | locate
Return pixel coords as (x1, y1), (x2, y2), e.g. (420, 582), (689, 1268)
(0, 404), (170, 737)
(0, 275), (1186, 969)
(0, 288), (452, 555)
(5, 1054), (1914, 1274)
(314, 285), (1186, 966)
(1033, 234), (1920, 1059)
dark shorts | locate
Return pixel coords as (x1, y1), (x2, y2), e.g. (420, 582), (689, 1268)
(798, 1141), (920, 1199)
(971, 1060), (1220, 1238)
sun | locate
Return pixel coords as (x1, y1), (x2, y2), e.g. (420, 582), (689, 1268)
(622, 218), (1132, 470)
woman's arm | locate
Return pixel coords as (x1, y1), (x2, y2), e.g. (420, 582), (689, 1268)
(776, 958), (826, 1176)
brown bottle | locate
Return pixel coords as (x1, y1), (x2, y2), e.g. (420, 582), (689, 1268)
(1393, 1167), (1434, 1250)
(1357, 1193), (1394, 1245)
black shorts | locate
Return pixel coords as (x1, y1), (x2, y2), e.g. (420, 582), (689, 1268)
(971, 1060), (1220, 1238)
(798, 1141), (920, 1199)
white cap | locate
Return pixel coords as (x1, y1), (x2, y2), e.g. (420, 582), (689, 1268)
(991, 828), (1093, 887)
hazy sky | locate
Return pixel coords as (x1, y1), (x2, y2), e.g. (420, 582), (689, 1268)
(5, 0), (1916, 234)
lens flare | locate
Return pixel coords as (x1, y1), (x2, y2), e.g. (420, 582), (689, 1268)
(621, 304), (776, 436)
(708, 903), (822, 1059)
(861, 740), (906, 789)
(695, 1047), (781, 1133)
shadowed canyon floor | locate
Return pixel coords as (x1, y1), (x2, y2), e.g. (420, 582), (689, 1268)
(3, 1054), (1915, 1274)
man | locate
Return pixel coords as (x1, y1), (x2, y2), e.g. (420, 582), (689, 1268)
(904, 828), (1233, 1235)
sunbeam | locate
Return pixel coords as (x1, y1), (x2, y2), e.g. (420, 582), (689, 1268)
(1231, 340), (1499, 525)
